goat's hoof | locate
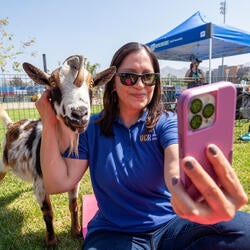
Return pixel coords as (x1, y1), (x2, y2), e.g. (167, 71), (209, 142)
(0, 172), (6, 181)
(45, 234), (58, 248)
(71, 226), (82, 238)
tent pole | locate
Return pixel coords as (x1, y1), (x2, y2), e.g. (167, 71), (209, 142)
(209, 38), (212, 84)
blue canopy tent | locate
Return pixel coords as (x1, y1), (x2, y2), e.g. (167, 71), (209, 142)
(146, 11), (250, 83)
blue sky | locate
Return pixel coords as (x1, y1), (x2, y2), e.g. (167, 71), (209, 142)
(2, 0), (250, 73)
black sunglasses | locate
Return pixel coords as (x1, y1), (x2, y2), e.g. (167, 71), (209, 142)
(115, 72), (160, 86)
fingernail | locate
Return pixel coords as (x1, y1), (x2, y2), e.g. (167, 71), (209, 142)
(185, 161), (194, 169)
(209, 145), (217, 155)
(172, 177), (178, 186)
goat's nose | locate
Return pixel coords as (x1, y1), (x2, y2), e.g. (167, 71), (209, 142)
(71, 106), (88, 120)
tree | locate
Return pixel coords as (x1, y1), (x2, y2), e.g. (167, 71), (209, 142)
(86, 61), (100, 75)
(0, 17), (35, 72)
(85, 61), (100, 104)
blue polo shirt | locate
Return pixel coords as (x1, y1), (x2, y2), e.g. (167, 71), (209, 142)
(65, 111), (178, 235)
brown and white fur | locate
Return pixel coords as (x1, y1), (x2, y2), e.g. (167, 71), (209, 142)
(0, 55), (116, 247)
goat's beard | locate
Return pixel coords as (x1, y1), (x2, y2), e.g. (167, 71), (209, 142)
(63, 116), (89, 134)
(68, 133), (79, 157)
(56, 115), (89, 156)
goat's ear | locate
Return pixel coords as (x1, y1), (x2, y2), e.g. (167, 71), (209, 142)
(93, 66), (116, 87)
(23, 63), (51, 87)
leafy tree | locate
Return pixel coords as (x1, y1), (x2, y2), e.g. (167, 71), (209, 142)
(0, 17), (35, 72)
(85, 61), (101, 104)
(86, 61), (100, 75)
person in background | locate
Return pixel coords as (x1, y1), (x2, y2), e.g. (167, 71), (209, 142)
(36, 42), (250, 250)
(185, 58), (206, 88)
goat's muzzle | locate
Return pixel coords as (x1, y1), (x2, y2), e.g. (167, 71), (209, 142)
(63, 106), (89, 133)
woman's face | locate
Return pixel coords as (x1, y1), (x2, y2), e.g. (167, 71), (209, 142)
(114, 49), (155, 114)
(194, 61), (199, 67)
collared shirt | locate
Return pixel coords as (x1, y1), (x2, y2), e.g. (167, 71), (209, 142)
(65, 111), (178, 235)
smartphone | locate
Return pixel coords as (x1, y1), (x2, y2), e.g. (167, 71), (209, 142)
(177, 81), (236, 201)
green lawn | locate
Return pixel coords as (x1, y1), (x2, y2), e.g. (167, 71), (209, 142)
(0, 170), (92, 250)
(0, 107), (249, 249)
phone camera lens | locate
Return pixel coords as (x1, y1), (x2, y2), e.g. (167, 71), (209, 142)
(202, 103), (215, 118)
(190, 98), (202, 114)
(190, 115), (202, 129)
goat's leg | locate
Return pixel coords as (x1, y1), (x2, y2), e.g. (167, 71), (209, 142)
(68, 182), (82, 237)
(34, 178), (57, 247)
(0, 172), (6, 181)
(41, 194), (57, 247)
(0, 160), (7, 181)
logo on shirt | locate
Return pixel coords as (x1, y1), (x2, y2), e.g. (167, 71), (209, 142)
(140, 133), (158, 142)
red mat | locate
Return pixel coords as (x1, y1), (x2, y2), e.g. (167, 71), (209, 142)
(82, 194), (98, 238)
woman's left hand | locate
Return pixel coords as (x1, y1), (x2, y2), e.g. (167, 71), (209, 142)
(167, 144), (248, 224)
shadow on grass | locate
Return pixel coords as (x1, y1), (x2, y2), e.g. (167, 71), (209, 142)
(0, 192), (83, 249)
(0, 177), (83, 249)
(0, 186), (28, 206)
(0, 219), (83, 250)
(0, 189), (25, 249)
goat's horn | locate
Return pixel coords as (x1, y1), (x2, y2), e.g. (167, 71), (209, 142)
(48, 68), (60, 88)
(73, 55), (85, 87)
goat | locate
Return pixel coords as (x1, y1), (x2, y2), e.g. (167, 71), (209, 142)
(0, 55), (116, 247)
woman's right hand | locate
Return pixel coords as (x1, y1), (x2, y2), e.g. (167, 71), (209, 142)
(35, 90), (57, 126)
(167, 144), (248, 225)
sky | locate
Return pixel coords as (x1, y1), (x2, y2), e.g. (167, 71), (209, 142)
(2, 0), (250, 73)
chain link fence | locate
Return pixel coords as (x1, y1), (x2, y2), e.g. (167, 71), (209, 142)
(0, 74), (249, 153)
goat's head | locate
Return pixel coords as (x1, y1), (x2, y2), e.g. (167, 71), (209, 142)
(23, 55), (116, 133)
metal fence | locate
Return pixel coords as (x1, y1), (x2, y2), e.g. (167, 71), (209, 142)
(0, 74), (249, 153)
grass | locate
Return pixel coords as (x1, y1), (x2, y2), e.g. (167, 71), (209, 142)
(0, 170), (92, 250)
(0, 107), (249, 249)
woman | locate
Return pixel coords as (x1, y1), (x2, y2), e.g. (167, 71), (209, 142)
(36, 42), (250, 249)
(185, 58), (206, 89)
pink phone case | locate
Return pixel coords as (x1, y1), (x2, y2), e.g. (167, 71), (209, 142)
(177, 81), (236, 200)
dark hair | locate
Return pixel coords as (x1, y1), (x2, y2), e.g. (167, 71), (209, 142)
(97, 42), (163, 136)
(189, 63), (193, 70)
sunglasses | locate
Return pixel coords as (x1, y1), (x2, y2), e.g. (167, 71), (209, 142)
(115, 72), (160, 86)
